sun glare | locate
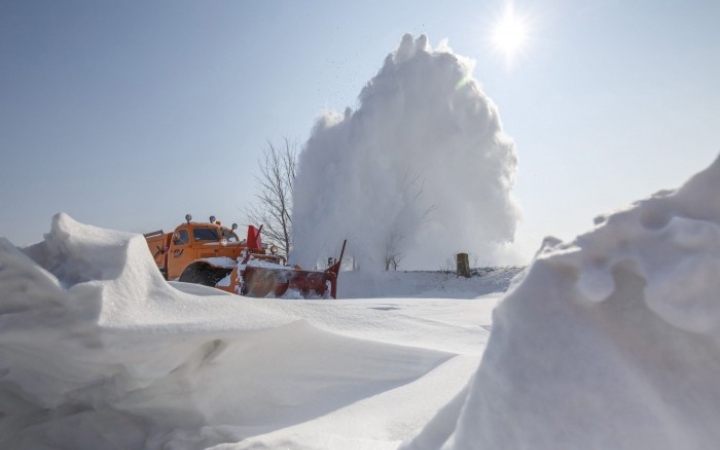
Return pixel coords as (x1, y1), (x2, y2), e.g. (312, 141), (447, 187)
(491, 7), (528, 58)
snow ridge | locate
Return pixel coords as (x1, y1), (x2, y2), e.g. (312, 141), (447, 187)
(402, 156), (720, 450)
(0, 214), (460, 450)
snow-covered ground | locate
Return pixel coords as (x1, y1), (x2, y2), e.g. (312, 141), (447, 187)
(0, 215), (516, 450)
(3, 156), (720, 450)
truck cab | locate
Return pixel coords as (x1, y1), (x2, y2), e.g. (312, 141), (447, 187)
(145, 215), (281, 283)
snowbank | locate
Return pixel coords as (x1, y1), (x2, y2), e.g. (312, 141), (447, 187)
(0, 214), (470, 449)
(8, 151), (720, 449)
(402, 156), (720, 450)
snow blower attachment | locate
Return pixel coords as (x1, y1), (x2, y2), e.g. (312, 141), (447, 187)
(144, 215), (346, 299)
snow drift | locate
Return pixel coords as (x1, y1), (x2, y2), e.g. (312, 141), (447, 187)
(291, 34), (519, 270)
(0, 214), (462, 449)
(4, 157), (720, 449)
(402, 155), (720, 450)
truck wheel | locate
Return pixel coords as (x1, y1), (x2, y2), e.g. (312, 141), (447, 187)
(180, 264), (230, 287)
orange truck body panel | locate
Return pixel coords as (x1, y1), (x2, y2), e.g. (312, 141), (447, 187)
(145, 221), (279, 282)
(145, 219), (344, 298)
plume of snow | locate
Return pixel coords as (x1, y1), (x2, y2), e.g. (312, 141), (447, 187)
(291, 34), (520, 270)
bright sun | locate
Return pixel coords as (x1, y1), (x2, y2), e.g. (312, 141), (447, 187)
(491, 7), (528, 58)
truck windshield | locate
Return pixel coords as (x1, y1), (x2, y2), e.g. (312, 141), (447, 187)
(193, 227), (239, 242)
(193, 228), (219, 241)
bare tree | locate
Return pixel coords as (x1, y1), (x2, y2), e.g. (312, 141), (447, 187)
(384, 221), (405, 271)
(245, 138), (297, 257)
(383, 165), (437, 271)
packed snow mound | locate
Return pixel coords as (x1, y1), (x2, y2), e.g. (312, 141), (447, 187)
(402, 155), (720, 450)
(0, 213), (455, 450)
(291, 33), (519, 270)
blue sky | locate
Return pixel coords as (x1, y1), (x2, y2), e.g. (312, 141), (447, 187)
(1, 0), (719, 263)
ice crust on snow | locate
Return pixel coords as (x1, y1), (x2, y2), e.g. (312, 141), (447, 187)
(401, 156), (720, 450)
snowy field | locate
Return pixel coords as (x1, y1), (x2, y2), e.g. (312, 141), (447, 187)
(4, 154), (720, 450)
(3, 6), (720, 448)
(5, 156), (720, 450)
(0, 214), (517, 450)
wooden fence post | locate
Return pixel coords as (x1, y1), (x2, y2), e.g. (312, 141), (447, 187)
(456, 253), (470, 278)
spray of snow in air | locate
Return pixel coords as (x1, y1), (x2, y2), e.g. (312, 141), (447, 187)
(291, 34), (520, 270)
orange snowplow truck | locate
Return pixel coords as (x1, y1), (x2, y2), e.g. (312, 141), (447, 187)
(145, 214), (345, 298)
